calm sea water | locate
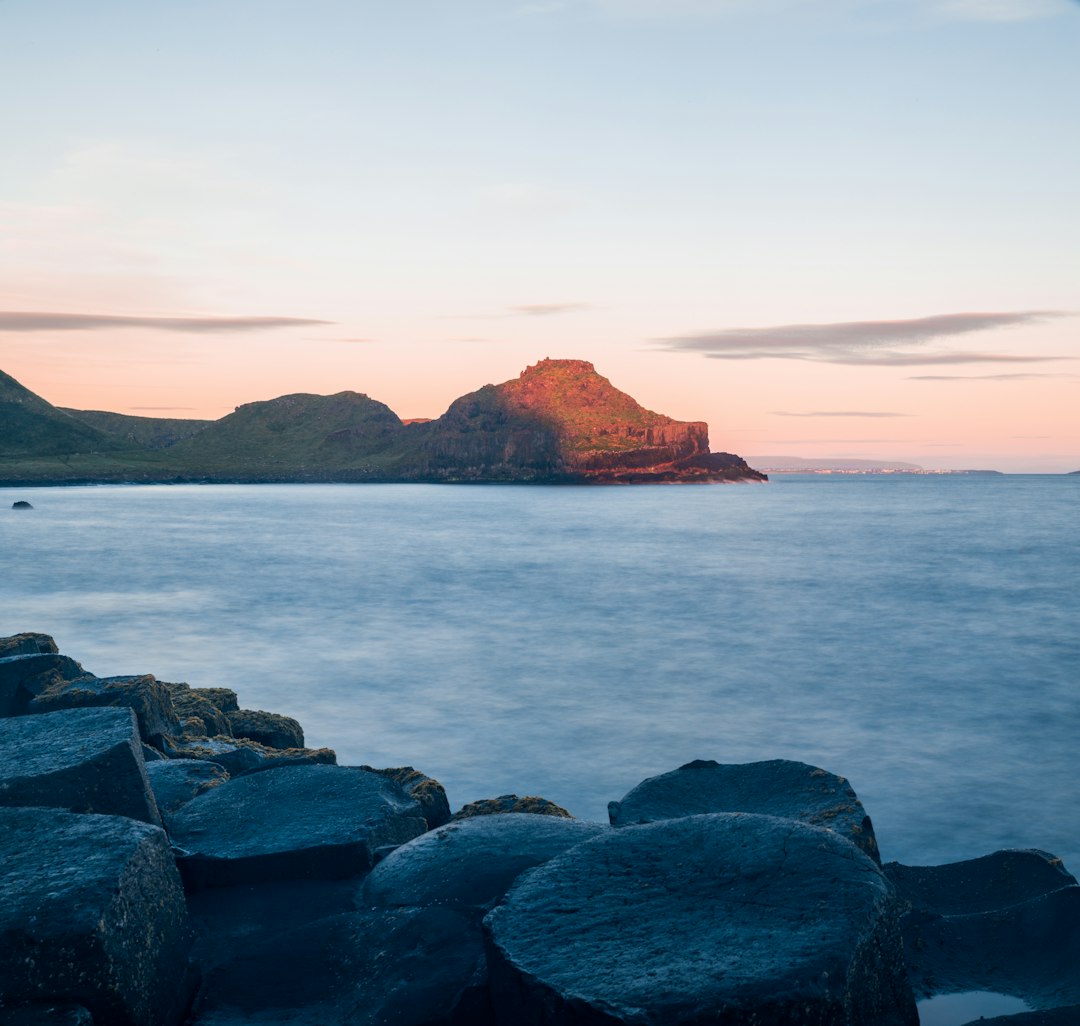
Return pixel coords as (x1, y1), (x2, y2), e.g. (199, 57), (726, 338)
(2, 475), (1078, 874)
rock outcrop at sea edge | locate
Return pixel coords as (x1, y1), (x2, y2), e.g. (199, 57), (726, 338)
(2, 633), (1078, 1026)
(0, 360), (766, 484)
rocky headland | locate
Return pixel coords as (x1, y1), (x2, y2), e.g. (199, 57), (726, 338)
(0, 361), (765, 485)
(2, 632), (1077, 1026)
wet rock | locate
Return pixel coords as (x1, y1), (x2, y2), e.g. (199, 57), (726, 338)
(162, 683), (232, 739)
(0, 1003), (95, 1024)
(900, 885), (1080, 1009)
(362, 765), (452, 829)
(226, 708), (304, 749)
(885, 849), (1077, 916)
(146, 759), (229, 826)
(186, 877), (362, 973)
(10, 500), (33, 509)
(0, 652), (85, 717)
(609, 758), (880, 863)
(960, 1009), (1080, 1026)
(365, 812), (607, 911)
(0, 806), (192, 1026)
(189, 907), (491, 1026)
(170, 764), (428, 889)
(452, 794), (572, 821)
(0, 707), (161, 824)
(0, 632), (59, 657)
(486, 813), (918, 1026)
(161, 733), (335, 776)
(30, 673), (180, 747)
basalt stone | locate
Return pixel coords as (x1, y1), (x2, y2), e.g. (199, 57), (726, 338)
(0, 806), (192, 1026)
(960, 1009), (1080, 1026)
(362, 765), (452, 829)
(885, 849), (1077, 916)
(162, 683), (232, 739)
(452, 794), (572, 821)
(0, 1002), (95, 1024)
(161, 734), (336, 776)
(0, 707), (161, 824)
(189, 907), (491, 1026)
(170, 764), (428, 890)
(899, 885), (1080, 1009)
(486, 813), (918, 1026)
(194, 687), (239, 714)
(30, 673), (180, 747)
(0, 652), (84, 717)
(0, 632), (59, 657)
(609, 758), (880, 863)
(226, 708), (304, 749)
(365, 813), (608, 911)
(146, 759), (229, 826)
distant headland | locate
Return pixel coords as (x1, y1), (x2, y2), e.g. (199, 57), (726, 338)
(0, 360), (765, 486)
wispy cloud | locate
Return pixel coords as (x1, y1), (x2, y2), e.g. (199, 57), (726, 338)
(0, 311), (331, 333)
(909, 372), (1075, 380)
(509, 303), (591, 317)
(657, 311), (1070, 365)
(772, 410), (910, 418)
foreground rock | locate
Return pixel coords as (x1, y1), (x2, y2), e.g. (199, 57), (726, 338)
(226, 708), (304, 749)
(0, 651), (85, 716)
(161, 733), (336, 776)
(362, 765), (452, 829)
(885, 848), (1077, 915)
(486, 813), (917, 1026)
(190, 907), (491, 1026)
(365, 813), (607, 911)
(0, 806), (192, 1026)
(30, 672), (180, 746)
(0, 707), (161, 824)
(170, 764), (429, 889)
(609, 758), (880, 863)
(453, 794), (572, 821)
(146, 758), (229, 825)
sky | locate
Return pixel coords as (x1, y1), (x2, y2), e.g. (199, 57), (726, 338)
(1, 0), (1077, 472)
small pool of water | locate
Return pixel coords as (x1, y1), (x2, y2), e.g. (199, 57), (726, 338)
(917, 991), (1031, 1025)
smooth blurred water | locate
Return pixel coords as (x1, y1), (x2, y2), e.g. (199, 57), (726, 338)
(2, 475), (1077, 872)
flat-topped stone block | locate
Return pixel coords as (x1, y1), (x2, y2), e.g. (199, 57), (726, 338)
(486, 812), (917, 1026)
(30, 673), (180, 746)
(364, 812), (607, 910)
(161, 734), (336, 776)
(609, 758), (880, 862)
(189, 907), (490, 1026)
(885, 849), (1077, 916)
(145, 758), (229, 828)
(0, 806), (191, 1026)
(0, 707), (161, 824)
(170, 764), (428, 889)
(0, 652), (84, 717)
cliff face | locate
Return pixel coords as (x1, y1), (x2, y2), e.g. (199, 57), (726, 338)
(0, 362), (765, 484)
(409, 360), (749, 482)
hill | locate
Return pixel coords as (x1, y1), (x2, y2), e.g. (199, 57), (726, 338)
(0, 363), (765, 484)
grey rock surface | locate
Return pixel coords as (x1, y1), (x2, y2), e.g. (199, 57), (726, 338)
(30, 673), (180, 745)
(609, 758), (880, 863)
(160, 733), (335, 776)
(0, 707), (161, 824)
(0, 652), (84, 717)
(486, 812), (917, 1026)
(900, 885), (1080, 1009)
(0, 632), (59, 657)
(189, 907), (491, 1026)
(146, 758), (229, 825)
(365, 812), (607, 910)
(0, 806), (191, 1026)
(170, 764), (428, 889)
(885, 849), (1077, 916)
(960, 1009), (1080, 1026)
(453, 794), (572, 821)
(226, 708), (304, 749)
(361, 765), (452, 829)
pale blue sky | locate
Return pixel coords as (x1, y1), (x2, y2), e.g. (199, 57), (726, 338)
(1, 0), (1078, 469)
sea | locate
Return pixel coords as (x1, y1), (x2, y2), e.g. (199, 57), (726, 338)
(3, 475), (1077, 875)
